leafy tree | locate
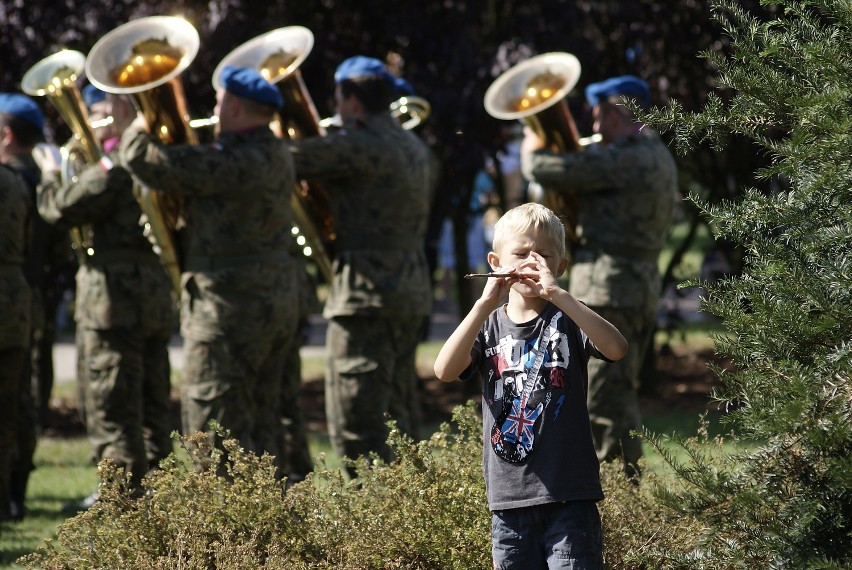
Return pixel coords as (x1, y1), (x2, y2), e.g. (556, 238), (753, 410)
(643, 1), (852, 567)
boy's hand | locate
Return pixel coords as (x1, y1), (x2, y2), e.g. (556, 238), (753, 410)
(477, 265), (517, 311)
(516, 251), (561, 301)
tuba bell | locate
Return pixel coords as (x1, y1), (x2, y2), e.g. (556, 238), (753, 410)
(484, 52), (584, 245)
(212, 26), (334, 284)
(22, 49), (99, 263)
(85, 15), (201, 296)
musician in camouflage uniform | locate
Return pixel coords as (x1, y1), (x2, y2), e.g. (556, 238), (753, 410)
(37, 87), (174, 507)
(521, 75), (677, 477)
(0, 161), (31, 521)
(120, 66), (298, 475)
(288, 56), (434, 469)
(0, 93), (44, 520)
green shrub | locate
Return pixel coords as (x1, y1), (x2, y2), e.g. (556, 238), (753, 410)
(20, 403), (711, 569)
(19, 405), (490, 570)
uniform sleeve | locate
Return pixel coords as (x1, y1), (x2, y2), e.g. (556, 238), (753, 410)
(120, 125), (244, 198)
(288, 132), (363, 183)
(36, 163), (129, 228)
(521, 136), (660, 194)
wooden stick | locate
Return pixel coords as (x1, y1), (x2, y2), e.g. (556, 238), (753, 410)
(463, 272), (535, 280)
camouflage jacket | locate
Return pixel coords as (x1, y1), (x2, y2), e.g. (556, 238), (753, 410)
(522, 129), (677, 308)
(0, 163), (32, 348)
(37, 149), (174, 331)
(120, 125), (298, 342)
(289, 113), (434, 318)
(5, 152), (70, 290)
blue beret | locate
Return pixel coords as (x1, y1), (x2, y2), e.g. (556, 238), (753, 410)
(334, 55), (414, 96)
(0, 93), (44, 131)
(83, 84), (107, 108)
(219, 65), (283, 108)
(334, 56), (386, 83)
(585, 75), (650, 107)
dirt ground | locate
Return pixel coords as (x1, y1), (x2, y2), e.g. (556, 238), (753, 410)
(43, 344), (727, 438)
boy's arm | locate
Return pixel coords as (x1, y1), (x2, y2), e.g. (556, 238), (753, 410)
(433, 270), (516, 382)
(547, 288), (628, 361)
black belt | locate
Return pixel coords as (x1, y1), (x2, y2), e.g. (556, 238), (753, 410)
(184, 250), (291, 272)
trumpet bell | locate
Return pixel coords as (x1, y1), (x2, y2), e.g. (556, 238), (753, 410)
(84, 15), (199, 95)
(22, 50), (86, 97)
(212, 26), (314, 90)
(484, 52), (581, 121)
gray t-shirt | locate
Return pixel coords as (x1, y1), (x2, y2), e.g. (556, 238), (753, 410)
(462, 302), (606, 511)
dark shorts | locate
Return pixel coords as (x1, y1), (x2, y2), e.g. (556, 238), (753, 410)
(491, 500), (602, 570)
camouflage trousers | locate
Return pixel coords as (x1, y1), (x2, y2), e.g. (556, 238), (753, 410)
(10, 289), (47, 514)
(0, 347), (27, 519)
(11, 351), (37, 513)
(586, 304), (656, 477)
(279, 320), (313, 483)
(181, 329), (295, 477)
(78, 325), (173, 488)
(325, 315), (424, 469)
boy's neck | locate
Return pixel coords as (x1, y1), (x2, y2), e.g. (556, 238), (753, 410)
(505, 293), (549, 324)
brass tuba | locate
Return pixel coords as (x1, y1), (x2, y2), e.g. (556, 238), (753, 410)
(22, 49), (98, 263)
(320, 94), (431, 131)
(85, 15), (201, 296)
(212, 26), (334, 284)
(484, 52), (584, 244)
(390, 95), (431, 130)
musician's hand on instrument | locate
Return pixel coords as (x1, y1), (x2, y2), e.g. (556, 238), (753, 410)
(130, 113), (149, 133)
(520, 125), (545, 155)
(32, 143), (60, 175)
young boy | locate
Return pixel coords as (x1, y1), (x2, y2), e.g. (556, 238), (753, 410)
(434, 203), (628, 569)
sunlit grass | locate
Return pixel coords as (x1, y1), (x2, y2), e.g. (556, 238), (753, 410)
(0, 438), (96, 569)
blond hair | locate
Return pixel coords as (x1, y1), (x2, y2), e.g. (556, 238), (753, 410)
(492, 203), (567, 260)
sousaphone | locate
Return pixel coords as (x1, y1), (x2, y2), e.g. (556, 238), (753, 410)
(484, 52), (584, 245)
(85, 15), (201, 295)
(212, 26), (334, 283)
(21, 49), (98, 263)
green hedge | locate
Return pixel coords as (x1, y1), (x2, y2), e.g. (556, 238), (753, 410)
(20, 403), (707, 569)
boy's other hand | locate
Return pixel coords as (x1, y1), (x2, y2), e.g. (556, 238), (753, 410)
(478, 265), (517, 311)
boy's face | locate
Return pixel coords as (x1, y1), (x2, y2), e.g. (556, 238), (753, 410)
(488, 226), (568, 295)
